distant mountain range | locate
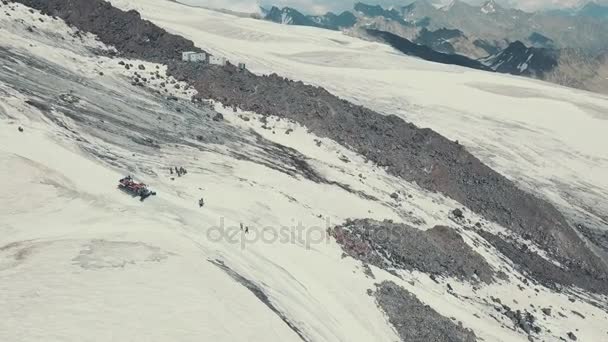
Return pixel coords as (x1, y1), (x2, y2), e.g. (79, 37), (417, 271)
(263, 6), (357, 30)
(260, 1), (608, 94)
(262, 1), (608, 54)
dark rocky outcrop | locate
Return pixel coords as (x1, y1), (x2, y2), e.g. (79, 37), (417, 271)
(473, 39), (501, 56)
(375, 281), (477, 342)
(366, 29), (492, 71)
(414, 27), (465, 55)
(498, 305), (541, 335)
(477, 230), (608, 294)
(14, 0), (608, 295)
(330, 219), (495, 283)
(483, 41), (558, 77)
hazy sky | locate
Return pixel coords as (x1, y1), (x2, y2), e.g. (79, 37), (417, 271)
(179, 0), (605, 14)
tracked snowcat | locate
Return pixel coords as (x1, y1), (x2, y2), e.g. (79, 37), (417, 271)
(118, 176), (156, 201)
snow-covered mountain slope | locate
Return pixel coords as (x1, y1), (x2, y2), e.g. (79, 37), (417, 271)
(112, 0), (608, 246)
(2, 2), (608, 342)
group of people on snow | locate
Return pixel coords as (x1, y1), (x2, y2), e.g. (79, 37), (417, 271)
(170, 166), (188, 177)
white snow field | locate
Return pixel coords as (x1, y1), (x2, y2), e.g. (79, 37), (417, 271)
(1, 2), (608, 342)
(113, 0), (608, 234)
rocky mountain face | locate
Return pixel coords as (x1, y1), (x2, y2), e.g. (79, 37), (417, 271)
(527, 32), (554, 48)
(482, 40), (608, 92)
(353, 1), (408, 24)
(261, 1), (607, 56)
(546, 49), (608, 93)
(263, 6), (356, 30)
(414, 27), (491, 58)
(482, 41), (559, 77)
(400, 0), (608, 54)
(366, 29), (492, 71)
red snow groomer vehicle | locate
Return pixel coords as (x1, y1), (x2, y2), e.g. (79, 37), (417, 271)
(118, 175), (156, 201)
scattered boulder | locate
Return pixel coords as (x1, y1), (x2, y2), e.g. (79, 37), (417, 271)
(138, 64), (145, 70)
(212, 113), (223, 122)
(18, 126), (24, 132)
(500, 308), (540, 335)
(567, 332), (577, 340)
(452, 208), (464, 219)
(390, 192), (399, 200)
(541, 308), (552, 316)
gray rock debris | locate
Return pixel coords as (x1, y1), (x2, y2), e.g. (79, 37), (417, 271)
(375, 281), (477, 342)
(330, 219), (495, 284)
(477, 230), (608, 295)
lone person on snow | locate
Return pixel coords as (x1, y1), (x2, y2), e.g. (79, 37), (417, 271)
(198, 198), (205, 208)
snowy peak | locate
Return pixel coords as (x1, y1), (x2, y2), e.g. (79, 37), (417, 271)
(265, 6), (314, 25)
